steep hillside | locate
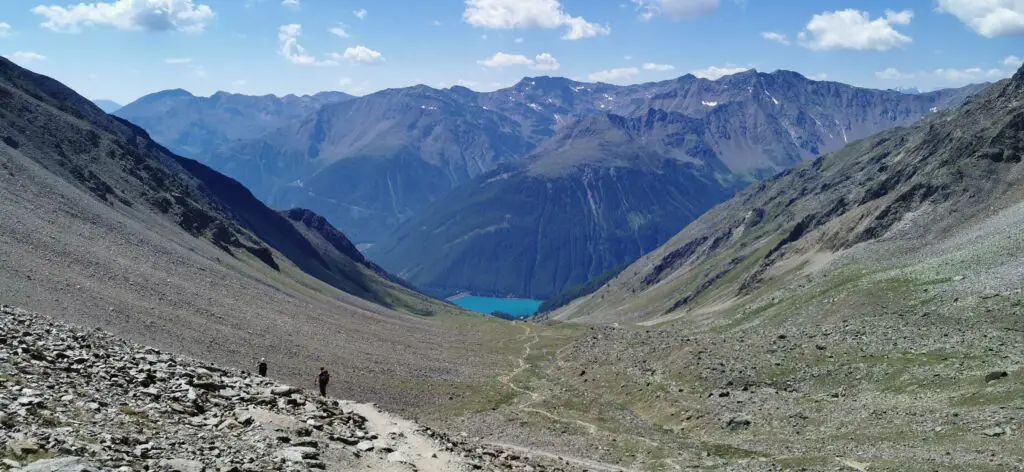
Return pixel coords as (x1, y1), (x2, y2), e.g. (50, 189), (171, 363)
(555, 66), (1024, 324)
(372, 109), (742, 298)
(115, 89), (351, 160)
(0, 58), (508, 416)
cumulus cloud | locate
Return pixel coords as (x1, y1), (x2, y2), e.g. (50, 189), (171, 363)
(692, 65), (750, 80)
(5, 51), (47, 63)
(32, 0), (215, 34)
(282, 0), (299, 8)
(278, 24), (335, 66)
(477, 52), (559, 70)
(1005, 55), (1024, 67)
(798, 9), (913, 51)
(761, 31), (790, 45)
(633, 0), (719, 21)
(463, 0), (610, 40)
(936, 0), (1024, 38)
(341, 45), (384, 63)
(329, 23), (349, 38)
(531, 53), (560, 71)
(353, 8), (368, 20)
(809, 73), (829, 81)
(588, 67), (640, 83)
(642, 62), (675, 71)
(0, 22), (12, 37)
(876, 61), (1015, 86)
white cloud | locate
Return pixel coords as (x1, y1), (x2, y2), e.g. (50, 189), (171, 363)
(164, 57), (192, 64)
(692, 65), (749, 79)
(876, 67), (911, 80)
(799, 9), (913, 51)
(477, 52), (559, 70)
(588, 67), (639, 83)
(1005, 55), (1024, 67)
(278, 24), (336, 66)
(6, 51), (47, 63)
(761, 31), (790, 45)
(341, 45), (384, 63)
(190, 64), (207, 78)
(532, 53), (560, 71)
(329, 23), (349, 38)
(809, 73), (829, 81)
(463, 0), (610, 40)
(478, 52), (533, 68)
(353, 8), (368, 20)
(633, 0), (719, 20)
(876, 64), (1013, 85)
(32, 0), (215, 34)
(0, 22), (12, 37)
(339, 77), (353, 87)
(642, 62), (674, 71)
(936, 0), (1024, 38)
(282, 0), (299, 8)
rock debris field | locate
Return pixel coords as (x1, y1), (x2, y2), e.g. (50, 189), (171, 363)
(0, 305), (574, 472)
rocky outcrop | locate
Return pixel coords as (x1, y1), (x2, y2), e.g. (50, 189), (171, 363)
(0, 305), (567, 472)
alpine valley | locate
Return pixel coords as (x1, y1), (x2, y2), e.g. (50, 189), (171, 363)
(118, 71), (984, 298)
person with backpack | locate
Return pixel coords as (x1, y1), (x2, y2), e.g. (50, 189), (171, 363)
(317, 367), (330, 396)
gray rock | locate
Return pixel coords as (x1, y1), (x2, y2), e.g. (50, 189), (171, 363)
(17, 457), (97, 472)
(7, 439), (42, 456)
(355, 441), (374, 452)
(981, 426), (1008, 437)
(269, 386), (300, 396)
(984, 371), (1009, 383)
(726, 414), (752, 430)
(159, 459), (206, 472)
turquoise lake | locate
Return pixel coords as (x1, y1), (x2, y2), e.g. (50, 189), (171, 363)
(450, 296), (544, 318)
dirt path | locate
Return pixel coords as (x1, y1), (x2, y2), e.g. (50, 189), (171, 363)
(340, 400), (471, 472)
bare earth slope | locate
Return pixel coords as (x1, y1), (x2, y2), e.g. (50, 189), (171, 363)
(0, 57), (506, 418)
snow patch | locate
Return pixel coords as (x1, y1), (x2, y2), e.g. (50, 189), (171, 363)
(701, 100), (718, 107)
(764, 89), (780, 105)
(929, 107), (939, 113)
(528, 103), (542, 112)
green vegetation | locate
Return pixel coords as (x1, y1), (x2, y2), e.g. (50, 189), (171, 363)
(537, 264), (628, 313)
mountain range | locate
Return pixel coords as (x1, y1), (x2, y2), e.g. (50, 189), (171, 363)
(91, 99), (122, 113)
(554, 64), (1024, 324)
(115, 72), (984, 298)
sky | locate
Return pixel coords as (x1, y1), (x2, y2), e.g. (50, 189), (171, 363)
(0, 0), (1021, 104)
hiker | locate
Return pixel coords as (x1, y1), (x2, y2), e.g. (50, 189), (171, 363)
(257, 358), (267, 377)
(317, 367), (330, 397)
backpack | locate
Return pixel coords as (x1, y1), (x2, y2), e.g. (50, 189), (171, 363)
(318, 370), (330, 383)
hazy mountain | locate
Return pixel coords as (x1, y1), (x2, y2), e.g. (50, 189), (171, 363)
(115, 89), (353, 160)
(371, 109), (743, 298)
(370, 75), (984, 298)
(121, 72), (981, 248)
(552, 65), (1024, 323)
(91, 99), (122, 113)
(215, 85), (540, 243)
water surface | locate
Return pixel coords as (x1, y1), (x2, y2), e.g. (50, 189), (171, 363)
(450, 296), (544, 318)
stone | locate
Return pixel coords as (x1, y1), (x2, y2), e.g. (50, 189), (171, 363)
(387, 452), (411, 464)
(726, 414), (752, 430)
(17, 457), (97, 472)
(159, 459), (206, 472)
(269, 386), (300, 396)
(984, 371), (1009, 383)
(7, 439), (42, 456)
(355, 441), (374, 452)
(981, 426), (1007, 437)
(275, 447), (319, 462)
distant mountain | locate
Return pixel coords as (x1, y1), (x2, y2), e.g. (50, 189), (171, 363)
(0, 57), (445, 317)
(214, 85), (541, 243)
(91, 99), (122, 113)
(890, 86), (923, 95)
(371, 109), (742, 298)
(369, 75), (984, 298)
(129, 71), (979, 247)
(553, 65), (1024, 323)
(115, 89), (353, 161)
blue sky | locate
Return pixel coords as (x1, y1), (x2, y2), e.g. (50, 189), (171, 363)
(0, 0), (1021, 104)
